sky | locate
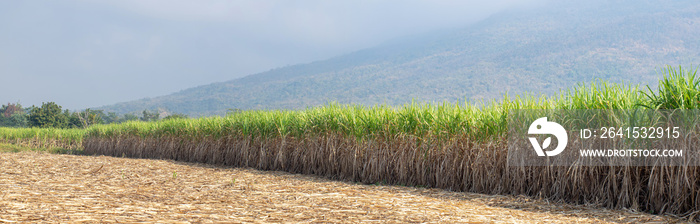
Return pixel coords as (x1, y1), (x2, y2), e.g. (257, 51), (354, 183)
(0, 0), (539, 110)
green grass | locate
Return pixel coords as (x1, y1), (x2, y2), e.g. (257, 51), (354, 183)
(642, 65), (700, 109)
(0, 143), (80, 154)
(0, 143), (36, 152)
(0, 127), (85, 149)
(87, 102), (501, 140)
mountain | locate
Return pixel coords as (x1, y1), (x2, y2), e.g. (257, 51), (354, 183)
(96, 0), (700, 117)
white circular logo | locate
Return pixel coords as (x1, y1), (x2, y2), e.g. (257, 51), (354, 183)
(528, 117), (567, 156)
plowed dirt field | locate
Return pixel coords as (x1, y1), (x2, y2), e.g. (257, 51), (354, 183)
(0, 152), (684, 223)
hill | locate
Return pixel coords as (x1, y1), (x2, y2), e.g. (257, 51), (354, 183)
(96, 0), (700, 117)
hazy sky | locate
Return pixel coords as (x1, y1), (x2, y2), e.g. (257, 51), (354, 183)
(0, 0), (538, 110)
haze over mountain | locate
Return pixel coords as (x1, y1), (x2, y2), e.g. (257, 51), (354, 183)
(97, 0), (700, 117)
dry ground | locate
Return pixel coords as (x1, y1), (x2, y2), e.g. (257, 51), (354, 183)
(0, 151), (687, 223)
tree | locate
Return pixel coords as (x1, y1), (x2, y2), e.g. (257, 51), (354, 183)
(103, 112), (119, 124)
(68, 109), (81, 128)
(2, 103), (22, 118)
(140, 110), (159, 122)
(123, 114), (139, 122)
(163, 113), (188, 120)
(72, 109), (104, 128)
(0, 103), (28, 127)
(7, 113), (28, 127)
(29, 102), (69, 128)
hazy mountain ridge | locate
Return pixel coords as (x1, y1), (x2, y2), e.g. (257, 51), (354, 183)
(96, 0), (700, 117)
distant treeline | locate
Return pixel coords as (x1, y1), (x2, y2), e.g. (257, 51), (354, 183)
(0, 102), (187, 129)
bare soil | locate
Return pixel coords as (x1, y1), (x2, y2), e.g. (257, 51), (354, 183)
(0, 152), (686, 223)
